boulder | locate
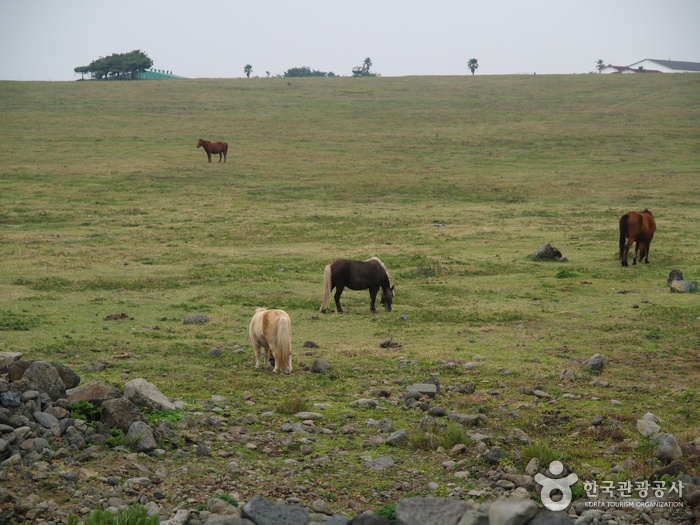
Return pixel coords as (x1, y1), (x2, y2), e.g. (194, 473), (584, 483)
(534, 244), (563, 260)
(123, 378), (175, 411)
(22, 361), (66, 401)
(101, 397), (146, 433)
(67, 379), (122, 407)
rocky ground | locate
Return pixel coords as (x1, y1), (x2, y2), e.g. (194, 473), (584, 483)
(1, 356), (699, 525)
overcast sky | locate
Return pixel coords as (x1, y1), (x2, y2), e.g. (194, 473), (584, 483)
(1, 0), (699, 81)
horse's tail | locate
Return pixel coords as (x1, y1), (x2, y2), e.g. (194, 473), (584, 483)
(619, 213), (630, 259)
(276, 313), (292, 374)
(320, 264), (332, 312)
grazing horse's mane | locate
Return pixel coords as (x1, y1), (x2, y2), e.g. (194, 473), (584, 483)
(367, 256), (387, 271)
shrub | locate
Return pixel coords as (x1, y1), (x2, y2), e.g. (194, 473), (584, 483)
(67, 504), (159, 525)
(276, 395), (311, 415)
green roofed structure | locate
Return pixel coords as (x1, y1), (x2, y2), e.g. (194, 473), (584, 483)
(138, 69), (186, 79)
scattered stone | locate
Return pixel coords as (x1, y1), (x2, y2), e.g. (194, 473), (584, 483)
(123, 378), (176, 411)
(488, 497), (538, 525)
(534, 243), (563, 260)
(667, 269), (684, 285)
(670, 280), (696, 293)
(241, 495), (309, 525)
(303, 340), (320, 348)
(406, 383), (437, 399)
(483, 447), (506, 464)
(126, 421), (157, 453)
(67, 379), (122, 406)
(655, 433), (683, 464)
(584, 353), (608, 374)
(385, 429), (408, 447)
(395, 496), (472, 525)
(311, 359), (332, 374)
(636, 418), (661, 437)
(364, 456), (395, 471)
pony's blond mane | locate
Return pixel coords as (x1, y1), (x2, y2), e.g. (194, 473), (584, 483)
(367, 256), (387, 271)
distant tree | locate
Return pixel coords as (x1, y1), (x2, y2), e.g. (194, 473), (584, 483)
(352, 57), (378, 77)
(244, 64), (253, 78)
(283, 66), (335, 77)
(596, 59), (606, 73)
(75, 50), (153, 80)
(637, 66), (646, 73)
(74, 65), (90, 80)
(467, 58), (479, 75)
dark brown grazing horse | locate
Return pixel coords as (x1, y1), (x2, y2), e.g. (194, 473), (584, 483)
(320, 257), (394, 314)
(619, 209), (656, 267)
(197, 139), (228, 163)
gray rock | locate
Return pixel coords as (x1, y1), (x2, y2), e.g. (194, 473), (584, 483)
(457, 505), (490, 525)
(126, 421), (157, 453)
(667, 269), (684, 285)
(483, 447), (506, 464)
(348, 515), (393, 525)
(364, 456), (395, 471)
(51, 363), (81, 389)
(101, 397), (145, 434)
(488, 498), (538, 525)
(326, 516), (350, 525)
(311, 359), (332, 373)
(386, 429), (408, 447)
(123, 378), (175, 411)
(637, 418), (661, 436)
(67, 379), (122, 406)
(241, 495), (310, 525)
(655, 433), (683, 464)
(203, 515), (254, 525)
(311, 499), (334, 515)
(22, 361), (66, 401)
(448, 413), (481, 426)
(33, 411), (61, 436)
(534, 243), (563, 260)
(584, 353), (608, 374)
(0, 391), (21, 408)
(527, 510), (574, 524)
(670, 280), (696, 293)
(509, 428), (530, 444)
(407, 383), (437, 398)
(396, 496), (472, 525)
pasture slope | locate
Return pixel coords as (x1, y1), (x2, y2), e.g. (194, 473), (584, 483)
(0, 75), (698, 517)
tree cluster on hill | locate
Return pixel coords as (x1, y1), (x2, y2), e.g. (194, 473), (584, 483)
(352, 57), (378, 77)
(74, 50), (153, 80)
(283, 66), (337, 77)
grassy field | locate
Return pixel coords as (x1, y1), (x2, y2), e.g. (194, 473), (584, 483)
(1, 74), (698, 511)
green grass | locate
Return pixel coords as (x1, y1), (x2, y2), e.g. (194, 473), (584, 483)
(1, 74), (699, 513)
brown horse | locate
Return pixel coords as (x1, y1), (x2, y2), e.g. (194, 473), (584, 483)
(619, 209), (656, 267)
(320, 257), (394, 314)
(197, 139), (228, 163)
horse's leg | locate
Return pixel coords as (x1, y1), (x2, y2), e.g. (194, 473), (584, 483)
(334, 286), (345, 313)
(642, 239), (651, 263)
(218, 152), (223, 163)
(253, 341), (263, 368)
(632, 241), (640, 265)
(621, 239), (631, 267)
(270, 345), (279, 373)
(369, 287), (379, 313)
(207, 151), (212, 163)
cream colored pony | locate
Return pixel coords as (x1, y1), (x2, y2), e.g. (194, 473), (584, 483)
(248, 307), (293, 374)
